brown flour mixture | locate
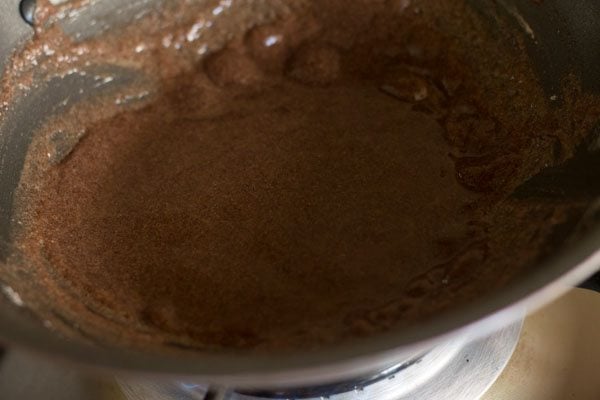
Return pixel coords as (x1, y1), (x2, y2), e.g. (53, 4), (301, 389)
(1, 0), (599, 352)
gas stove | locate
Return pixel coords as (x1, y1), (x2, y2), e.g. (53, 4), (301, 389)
(119, 321), (522, 400)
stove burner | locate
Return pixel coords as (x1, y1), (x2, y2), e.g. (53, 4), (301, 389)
(239, 357), (424, 399)
(119, 320), (522, 400)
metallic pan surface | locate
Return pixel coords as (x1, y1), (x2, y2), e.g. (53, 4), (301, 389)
(0, 0), (598, 388)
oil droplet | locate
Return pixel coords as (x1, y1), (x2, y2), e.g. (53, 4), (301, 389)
(187, 20), (206, 42)
(2, 285), (24, 307)
(264, 34), (282, 47)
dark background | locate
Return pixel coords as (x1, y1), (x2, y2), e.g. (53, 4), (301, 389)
(581, 271), (600, 292)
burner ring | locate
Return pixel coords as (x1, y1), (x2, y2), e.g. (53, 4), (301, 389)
(119, 320), (522, 400)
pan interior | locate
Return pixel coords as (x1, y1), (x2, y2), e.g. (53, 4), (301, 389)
(0, 0), (599, 356)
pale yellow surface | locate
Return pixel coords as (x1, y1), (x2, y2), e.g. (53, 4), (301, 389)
(483, 288), (600, 400)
